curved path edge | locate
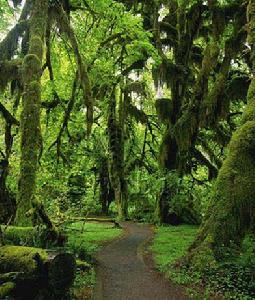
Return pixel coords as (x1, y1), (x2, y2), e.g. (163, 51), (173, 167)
(92, 222), (189, 300)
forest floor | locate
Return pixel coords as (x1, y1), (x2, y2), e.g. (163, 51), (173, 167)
(92, 221), (189, 300)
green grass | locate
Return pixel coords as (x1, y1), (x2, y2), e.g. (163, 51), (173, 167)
(150, 225), (198, 273)
(66, 221), (123, 258)
(150, 226), (255, 300)
(150, 225), (202, 298)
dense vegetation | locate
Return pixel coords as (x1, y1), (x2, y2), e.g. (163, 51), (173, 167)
(0, 0), (255, 299)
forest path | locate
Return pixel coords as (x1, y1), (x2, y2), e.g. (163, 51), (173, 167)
(92, 222), (189, 300)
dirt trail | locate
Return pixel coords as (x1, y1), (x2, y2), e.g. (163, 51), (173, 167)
(92, 222), (189, 300)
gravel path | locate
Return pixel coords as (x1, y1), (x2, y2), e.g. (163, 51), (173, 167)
(92, 222), (189, 300)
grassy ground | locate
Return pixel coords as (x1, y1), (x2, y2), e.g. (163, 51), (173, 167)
(66, 221), (122, 258)
(150, 225), (208, 299)
(150, 225), (255, 300)
(150, 225), (198, 273)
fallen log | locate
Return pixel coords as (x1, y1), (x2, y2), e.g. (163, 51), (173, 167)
(0, 245), (76, 299)
(1, 225), (66, 248)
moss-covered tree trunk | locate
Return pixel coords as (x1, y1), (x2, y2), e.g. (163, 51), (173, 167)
(99, 156), (114, 215)
(108, 88), (128, 220)
(188, 0), (255, 261)
(15, 0), (48, 225)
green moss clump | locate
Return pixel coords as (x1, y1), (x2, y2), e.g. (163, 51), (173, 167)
(1, 226), (35, 245)
(22, 54), (41, 82)
(29, 36), (43, 60)
(0, 282), (15, 298)
(0, 246), (47, 274)
(76, 259), (91, 271)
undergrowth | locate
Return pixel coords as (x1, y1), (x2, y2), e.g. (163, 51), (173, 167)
(150, 225), (255, 300)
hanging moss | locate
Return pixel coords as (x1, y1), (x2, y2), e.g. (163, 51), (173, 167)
(0, 21), (28, 61)
(155, 98), (173, 124)
(159, 130), (178, 170)
(0, 60), (22, 91)
(0, 282), (15, 298)
(55, 4), (94, 136)
(187, 0), (255, 267)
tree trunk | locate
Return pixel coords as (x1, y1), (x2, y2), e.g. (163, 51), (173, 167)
(15, 0), (48, 225)
(99, 157), (114, 215)
(188, 0), (255, 262)
(0, 159), (15, 224)
(108, 89), (128, 220)
(156, 177), (182, 225)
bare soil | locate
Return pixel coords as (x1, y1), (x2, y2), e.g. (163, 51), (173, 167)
(92, 222), (190, 300)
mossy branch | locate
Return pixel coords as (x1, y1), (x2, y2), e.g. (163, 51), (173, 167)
(0, 102), (19, 126)
(48, 72), (78, 163)
(55, 3), (94, 136)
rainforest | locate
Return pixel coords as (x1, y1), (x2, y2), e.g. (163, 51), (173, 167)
(0, 0), (255, 299)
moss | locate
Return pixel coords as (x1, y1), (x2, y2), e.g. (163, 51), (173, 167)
(243, 79), (255, 122)
(22, 54), (42, 82)
(190, 119), (255, 262)
(55, 3), (93, 136)
(0, 21), (28, 61)
(209, 121), (255, 246)
(0, 246), (47, 274)
(155, 98), (173, 123)
(0, 225), (59, 248)
(0, 59), (22, 91)
(159, 130), (178, 170)
(187, 3), (255, 264)
(0, 281), (15, 298)
(15, 0), (48, 226)
(29, 36), (44, 61)
(1, 226), (35, 245)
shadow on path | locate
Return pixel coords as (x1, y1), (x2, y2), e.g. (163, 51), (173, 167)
(92, 222), (189, 300)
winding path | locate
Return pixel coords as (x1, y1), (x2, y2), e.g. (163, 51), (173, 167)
(92, 222), (189, 300)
